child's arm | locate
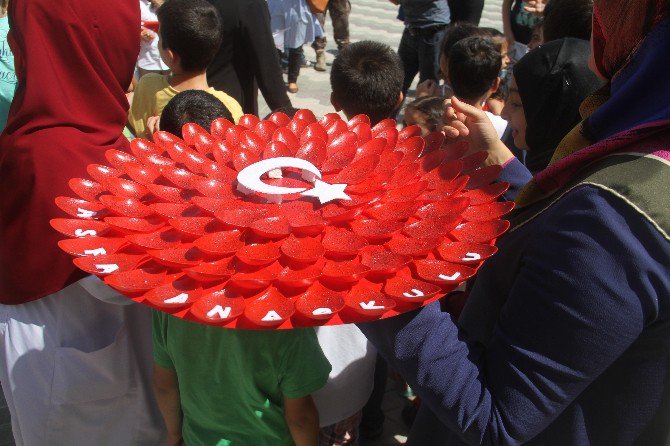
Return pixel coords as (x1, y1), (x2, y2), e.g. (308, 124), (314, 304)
(153, 364), (184, 446)
(283, 394), (319, 446)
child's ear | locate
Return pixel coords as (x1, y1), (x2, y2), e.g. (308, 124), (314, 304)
(491, 77), (502, 94)
(330, 92), (342, 112)
(395, 92), (404, 109)
(167, 48), (179, 67)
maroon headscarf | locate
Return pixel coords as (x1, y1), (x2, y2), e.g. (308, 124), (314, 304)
(0, 0), (139, 304)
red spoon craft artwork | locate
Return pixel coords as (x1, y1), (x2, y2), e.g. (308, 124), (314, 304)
(52, 110), (513, 329)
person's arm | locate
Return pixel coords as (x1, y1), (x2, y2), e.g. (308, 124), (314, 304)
(153, 364), (184, 446)
(359, 189), (670, 445)
(240, 0), (292, 112)
(284, 394), (320, 446)
(502, 0), (515, 47)
(498, 157), (532, 201)
(443, 97), (515, 167)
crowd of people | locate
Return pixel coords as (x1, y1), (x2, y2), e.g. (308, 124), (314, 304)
(0, 0), (668, 445)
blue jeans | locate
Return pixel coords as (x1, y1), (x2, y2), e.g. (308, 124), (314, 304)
(398, 25), (449, 96)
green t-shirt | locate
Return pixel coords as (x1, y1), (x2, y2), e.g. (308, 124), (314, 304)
(152, 311), (331, 446)
(0, 16), (17, 132)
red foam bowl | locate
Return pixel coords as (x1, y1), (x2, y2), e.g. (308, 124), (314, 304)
(193, 230), (245, 255)
(58, 237), (127, 257)
(350, 219), (405, 242)
(451, 220), (511, 244)
(462, 201), (515, 221)
(87, 164), (122, 183)
(147, 245), (203, 268)
(104, 176), (149, 200)
(276, 264), (323, 289)
(105, 216), (165, 234)
(216, 208), (269, 229)
(189, 289), (246, 324)
(365, 201), (419, 221)
(402, 215), (461, 240)
(73, 253), (146, 276)
(250, 216), (291, 239)
(104, 267), (170, 293)
(322, 229), (368, 256)
(385, 235), (440, 257)
(99, 195), (154, 218)
(68, 178), (106, 202)
(321, 259), (370, 284)
(149, 203), (195, 219)
(437, 241), (498, 265)
(360, 246), (410, 275)
(461, 182), (510, 206)
(416, 197), (471, 219)
(295, 286), (345, 320)
(235, 242), (281, 266)
(383, 277), (442, 303)
(51, 218), (111, 238)
(143, 278), (202, 310)
(229, 261), (282, 291)
(345, 286), (396, 317)
(281, 235), (325, 264)
(169, 217), (219, 237)
(184, 256), (236, 282)
(126, 227), (182, 250)
(413, 259), (477, 285)
(244, 288), (295, 327)
(55, 196), (107, 220)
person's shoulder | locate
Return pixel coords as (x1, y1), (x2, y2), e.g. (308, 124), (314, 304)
(136, 73), (168, 93)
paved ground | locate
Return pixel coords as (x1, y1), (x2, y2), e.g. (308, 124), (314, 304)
(0, 2), (502, 444)
(260, 0), (503, 118)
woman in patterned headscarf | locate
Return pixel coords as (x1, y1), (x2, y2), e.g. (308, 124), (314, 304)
(359, 1), (670, 444)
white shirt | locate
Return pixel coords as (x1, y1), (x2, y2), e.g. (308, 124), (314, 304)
(137, 0), (169, 71)
(311, 325), (377, 426)
(485, 110), (509, 139)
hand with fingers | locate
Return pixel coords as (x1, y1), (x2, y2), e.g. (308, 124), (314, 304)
(524, 0), (547, 16)
(442, 97), (515, 166)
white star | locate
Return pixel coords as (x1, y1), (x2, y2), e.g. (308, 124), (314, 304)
(301, 179), (352, 204)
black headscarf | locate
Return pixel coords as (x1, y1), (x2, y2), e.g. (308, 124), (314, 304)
(513, 38), (604, 173)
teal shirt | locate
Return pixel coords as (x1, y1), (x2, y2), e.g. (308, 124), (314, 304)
(0, 16), (16, 132)
(152, 311), (331, 446)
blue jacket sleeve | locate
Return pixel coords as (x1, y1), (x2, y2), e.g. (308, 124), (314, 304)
(358, 187), (670, 445)
(499, 157), (532, 202)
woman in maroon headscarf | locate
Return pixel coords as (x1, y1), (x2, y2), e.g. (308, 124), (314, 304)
(359, 1), (670, 444)
(0, 1), (165, 444)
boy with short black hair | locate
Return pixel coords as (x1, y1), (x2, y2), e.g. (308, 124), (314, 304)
(315, 40), (402, 445)
(448, 36), (507, 137)
(159, 89), (233, 138)
(128, 0), (242, 139)
(330, 40), (403, 125)
(152, 91), (330, 446)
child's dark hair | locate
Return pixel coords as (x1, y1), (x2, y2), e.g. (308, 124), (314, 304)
(479, 27), (506, 53)
(543, 0), (593, 42)
(330, 40), (403, 125)
(157, 0), (222, 72)
(160, 90), (233, 138)
(405, 96), (444, 133)
(440, 22), (490, 62)
(448, 36), (502, 102)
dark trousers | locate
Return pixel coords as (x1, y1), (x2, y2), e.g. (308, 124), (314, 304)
(398, 25), (449, 96)
(279, 47), (304, 83)
(447, 0), (484, 24)
(312, 0), (351, 51)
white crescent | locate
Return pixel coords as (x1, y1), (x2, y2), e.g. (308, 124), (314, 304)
(236, 157), (322, 195)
